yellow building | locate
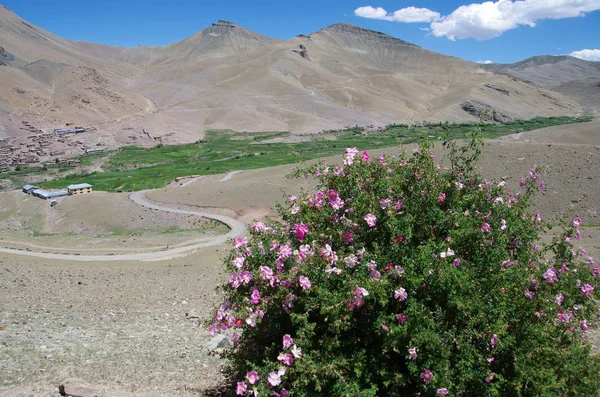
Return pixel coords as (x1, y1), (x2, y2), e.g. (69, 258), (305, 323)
(67, 183), (92, 195)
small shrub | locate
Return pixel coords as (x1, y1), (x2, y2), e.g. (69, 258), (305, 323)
(209, 137), (599, 396)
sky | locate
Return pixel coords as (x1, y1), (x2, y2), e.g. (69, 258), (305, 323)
(2, 0), (599, 63)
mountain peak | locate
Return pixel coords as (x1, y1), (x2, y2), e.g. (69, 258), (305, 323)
(0, 4), (16, 17)
(211, 20), (238, 28)
(319, 23), (417, 47)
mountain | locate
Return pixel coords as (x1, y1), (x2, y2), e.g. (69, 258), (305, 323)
(0, 6), (595, 162)
(485, 55), (600, 114)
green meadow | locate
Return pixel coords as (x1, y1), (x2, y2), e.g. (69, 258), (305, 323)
(4, 116), (591, 192)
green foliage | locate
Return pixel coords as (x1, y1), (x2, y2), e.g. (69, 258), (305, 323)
(210, 135), (600, 396)
(6, 116), (589, 192)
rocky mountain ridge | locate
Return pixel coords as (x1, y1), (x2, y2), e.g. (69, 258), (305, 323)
(0, 6), (596, 157)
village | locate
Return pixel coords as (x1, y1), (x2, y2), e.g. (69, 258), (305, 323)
(21, 181), (93, 206)
(0, 119), (158, 174)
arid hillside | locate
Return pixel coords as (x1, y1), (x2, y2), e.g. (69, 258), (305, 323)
(486, 56), (600, 114)
(0, 5), (596, 150)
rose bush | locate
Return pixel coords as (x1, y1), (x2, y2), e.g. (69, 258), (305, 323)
(209, 137), (600, 396)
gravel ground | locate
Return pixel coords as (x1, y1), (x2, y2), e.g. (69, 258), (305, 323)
(0, 248), (228, 396)
(1, 139), (600, 396)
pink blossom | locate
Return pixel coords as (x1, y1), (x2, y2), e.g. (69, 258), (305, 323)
(485, 373), (496, 383)
(394, 288), (408, 302)
(393, 235), (404, 244)
(331, 197), (345, 210)
(378, 153), (385, 164)
(361, 150), (370, 162)
(252, 222), (267, 232)
(408, 347), (418, 360)
(364, 214), (377, 227)
(543, 267), (558, 283)
(341, 231), (354, 244)
(299, 275), (311, 291)
(283, 334), (293, 349)
(481, 222), (492, 233)
(582, 284), (594, 297)
(396, 313), (407, 325)
(291, 344), (302, 359)
(231, 253), (246, 269)
(344, 254), (359, 268)
(487, 357), (495, 364)
(437, 192), (446, 203)
(268, 371), (282, 387)
(344, 147), (359, 165)
(420, 370), (433, 384)
(240, 271), (253, 284)
(379, 198), (392, 209)
(350, 286), (369, 308)
(259, 266), (274, 280)
(520, 176), (526, 187)
(394, 200), (404, 211)
(557, 309), (574, 324)
(491, 334), (499, 349)
(453, 258), (461, 267)
(234, 237), (248, 248)
(277, 352), (294, 366)
(236, 382), (247, 395)
(246, 371), (260, 385)
(524, 289), (535, 300)
(500, 219), (507, 230)
(279, 244), (292, 259)
(250, 289), (261, 305)
(554, 293), (564, 306)
(581, 320), (589, 331)
(320, 244), (338, 264)
(436, 389), (449, 396)
(292, 223), (309, 242)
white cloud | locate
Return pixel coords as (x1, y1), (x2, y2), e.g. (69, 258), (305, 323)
(476, 60), (494, 64)
(569, 49), (600, 62)
(354, 0), (600, 40)
(354, 6), (389, 20)
(354, 5), (441, 23)
(390, 7), (442, 23)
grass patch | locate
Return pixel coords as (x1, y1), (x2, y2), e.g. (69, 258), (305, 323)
(5, 116), (592, 192)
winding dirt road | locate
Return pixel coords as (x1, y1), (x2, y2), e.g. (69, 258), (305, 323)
(0, 190), (246, 262)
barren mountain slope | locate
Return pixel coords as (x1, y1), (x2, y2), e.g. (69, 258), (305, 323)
(0, 5), (135, 76)
(0, 7), (591, 146)
(1, 63), (151, 127)
(486, 56), (600, 114)
(119, 22), (582, 135)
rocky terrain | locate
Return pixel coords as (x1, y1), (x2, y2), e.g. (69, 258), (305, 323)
(1, 130), (600, 396)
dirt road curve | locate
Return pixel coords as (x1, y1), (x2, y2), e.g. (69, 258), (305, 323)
(0, 190), (246, 261)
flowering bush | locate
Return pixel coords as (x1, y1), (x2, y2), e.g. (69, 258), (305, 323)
(209, 137), (600, 396)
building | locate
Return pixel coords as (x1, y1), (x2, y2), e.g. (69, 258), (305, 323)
(22, 184), (38, 194)
(31, 189), (68, 200)
(67, 183), (92, 195)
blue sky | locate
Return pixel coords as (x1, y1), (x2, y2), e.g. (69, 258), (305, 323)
(2, 0), (599, 63)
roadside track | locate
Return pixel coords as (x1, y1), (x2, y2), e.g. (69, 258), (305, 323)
(0, 190), (246, 262)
